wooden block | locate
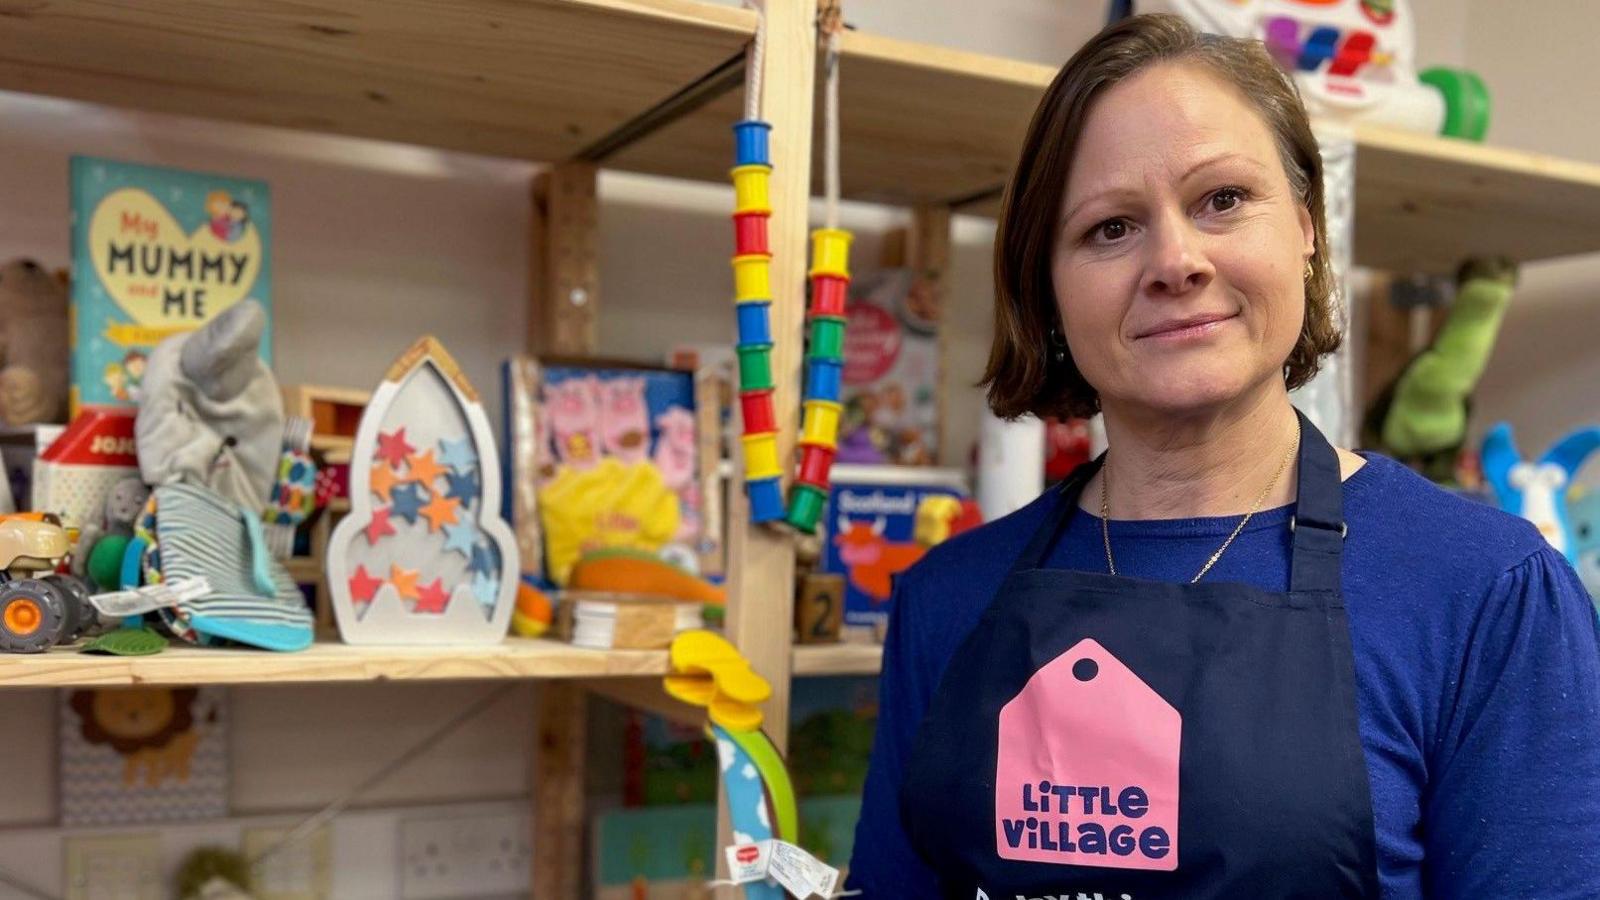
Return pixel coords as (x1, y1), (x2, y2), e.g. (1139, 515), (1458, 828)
(281, 384), (370, 445)
(556, 591), (697, 650)
(795, 573), (844, 645)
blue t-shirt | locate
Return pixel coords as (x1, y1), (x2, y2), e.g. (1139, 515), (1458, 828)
(847, 452), (1600, 898)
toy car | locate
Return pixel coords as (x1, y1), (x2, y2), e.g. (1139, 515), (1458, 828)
(0, 512), (95, 653)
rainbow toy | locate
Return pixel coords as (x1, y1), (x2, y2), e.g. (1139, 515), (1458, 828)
(785, 227), (852, 533)
(730, 120), (785, 523)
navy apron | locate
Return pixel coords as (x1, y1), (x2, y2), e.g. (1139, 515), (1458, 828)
(900, 412), (1378, 899)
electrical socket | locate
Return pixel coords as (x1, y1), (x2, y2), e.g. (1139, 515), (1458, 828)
(242, 825), (332, 900)
(63, 833), (163, 900)
(398, 811), (531, 899)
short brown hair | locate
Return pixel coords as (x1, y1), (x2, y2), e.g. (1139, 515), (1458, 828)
(982, 13), (1341, 421)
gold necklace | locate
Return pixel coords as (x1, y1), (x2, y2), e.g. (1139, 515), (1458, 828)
(1100, 435), (1299, 583)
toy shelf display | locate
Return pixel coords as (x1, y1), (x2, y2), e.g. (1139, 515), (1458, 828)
(7, 2), (1600, 898)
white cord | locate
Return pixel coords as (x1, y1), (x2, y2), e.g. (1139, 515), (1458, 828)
(824, 27), (842, 230)
(744, 0), (766, 122)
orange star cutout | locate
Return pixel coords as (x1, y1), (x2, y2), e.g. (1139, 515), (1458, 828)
(370, 463), (400, 503)
(419, 493), (461, 532)
(415, 577), (451, 614)
(389, 564), (421, 600)
(406, 450), (447, 488)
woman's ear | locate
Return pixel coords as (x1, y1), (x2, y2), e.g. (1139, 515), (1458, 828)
(1297, 204), (1315, 261)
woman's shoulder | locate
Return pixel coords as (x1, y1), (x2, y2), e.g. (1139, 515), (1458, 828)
(1345, 451), (1549, 567)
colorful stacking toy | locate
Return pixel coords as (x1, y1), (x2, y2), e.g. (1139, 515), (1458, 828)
(785, 227), (852, 533)
(730, 120), (785, 523)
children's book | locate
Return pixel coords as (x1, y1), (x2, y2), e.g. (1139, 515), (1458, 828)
(70, 156), (272, 412)
(503, 358), (710, 587)
(838, 269), (940, 466)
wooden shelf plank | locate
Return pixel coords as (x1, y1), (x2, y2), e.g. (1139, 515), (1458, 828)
(0, 638), (881, 688)
(0, 0), (754, 164)
(0, 638), (670, 687)
(621, 30), (1600, 273)
(1349, 123), (1600, 272)
(792, 642), (882, 677)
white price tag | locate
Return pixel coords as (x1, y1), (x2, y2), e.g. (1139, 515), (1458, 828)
(88, 576), (211, 616)
(768, 840), (839, 899)
(724, 841), (772, 884)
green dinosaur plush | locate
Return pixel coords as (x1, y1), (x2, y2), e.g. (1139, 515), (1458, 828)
(1362, 257), (1517, 484)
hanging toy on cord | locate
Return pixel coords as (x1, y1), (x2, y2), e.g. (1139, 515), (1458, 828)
(786, 16), (853, 534)
(730, 119), (784, 523)
(786, 227), (851, 532)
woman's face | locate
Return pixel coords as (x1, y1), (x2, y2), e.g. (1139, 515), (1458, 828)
(1051, 63), (1314, 420)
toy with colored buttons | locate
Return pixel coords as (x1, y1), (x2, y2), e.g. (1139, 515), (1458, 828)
(730, 119), (786, 523)
(784, 226), (852, 533)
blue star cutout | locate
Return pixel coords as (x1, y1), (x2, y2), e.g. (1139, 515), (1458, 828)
(469, 540), (501, 576)
(389, 482), (426, 524)
(471, 572), (499, 607)
(443, 521), (478, 557)
(444, 469), (479, 504)
(439, 436), (478, 474)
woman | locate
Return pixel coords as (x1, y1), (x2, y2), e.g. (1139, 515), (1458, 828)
(847, 15), (1600, 899)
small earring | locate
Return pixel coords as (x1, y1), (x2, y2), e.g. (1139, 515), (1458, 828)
(1304, 260), (1315, 282)
(1049, 328), (1067, 364)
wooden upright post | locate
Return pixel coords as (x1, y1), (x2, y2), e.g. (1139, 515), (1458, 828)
(529, 161), (599, 900)
(529, 162), (600, 356)
(717, 0), (817, 894)
(724, 0), (815, 771)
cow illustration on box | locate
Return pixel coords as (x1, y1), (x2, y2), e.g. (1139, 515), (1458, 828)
(821, 479), (977, 629)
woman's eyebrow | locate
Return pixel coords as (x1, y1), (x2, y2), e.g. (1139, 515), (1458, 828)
(1059, 153), (1271, 231)
(1060, 186), (1141, 232)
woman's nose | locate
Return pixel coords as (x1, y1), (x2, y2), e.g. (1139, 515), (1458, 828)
(1140, 217), (1214, 297)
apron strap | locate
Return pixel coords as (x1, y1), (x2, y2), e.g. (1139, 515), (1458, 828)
(1006, 409), (1346, 597)
(1288, 408), (1346, 596)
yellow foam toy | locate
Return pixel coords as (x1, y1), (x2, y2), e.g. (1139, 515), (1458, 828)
(663, 673), (717, 706)
(667, 630), (771, 729)
(709, 692), (765, 732)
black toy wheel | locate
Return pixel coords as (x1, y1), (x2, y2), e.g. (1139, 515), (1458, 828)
(0, 579), (68, 653)
(42, 573), (94, 643)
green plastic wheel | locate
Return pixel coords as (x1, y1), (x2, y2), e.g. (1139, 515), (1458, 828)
(1421, 67), (1491, 141)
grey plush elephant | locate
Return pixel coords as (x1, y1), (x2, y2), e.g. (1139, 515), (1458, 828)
(135, 300), (283, 512)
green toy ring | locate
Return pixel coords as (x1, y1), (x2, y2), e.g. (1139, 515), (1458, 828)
(1421, 67), (1491, 142)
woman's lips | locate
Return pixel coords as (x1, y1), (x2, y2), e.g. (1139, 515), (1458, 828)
(1134, 313), (1237, 342)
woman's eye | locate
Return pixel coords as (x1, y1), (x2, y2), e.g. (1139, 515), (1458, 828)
(1208, 187), (1246, 213)
(1090, 219), (1128, 243)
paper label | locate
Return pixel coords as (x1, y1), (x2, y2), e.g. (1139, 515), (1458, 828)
(769, 840), (839, 899)
(724, 841), (771, 885)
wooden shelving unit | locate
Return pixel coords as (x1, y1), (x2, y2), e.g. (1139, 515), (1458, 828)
(4, 3), (1598, 896)
(614, 29), (1600, 274)
(0, 0), (756, 163)
(0, 639), (882, 688)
